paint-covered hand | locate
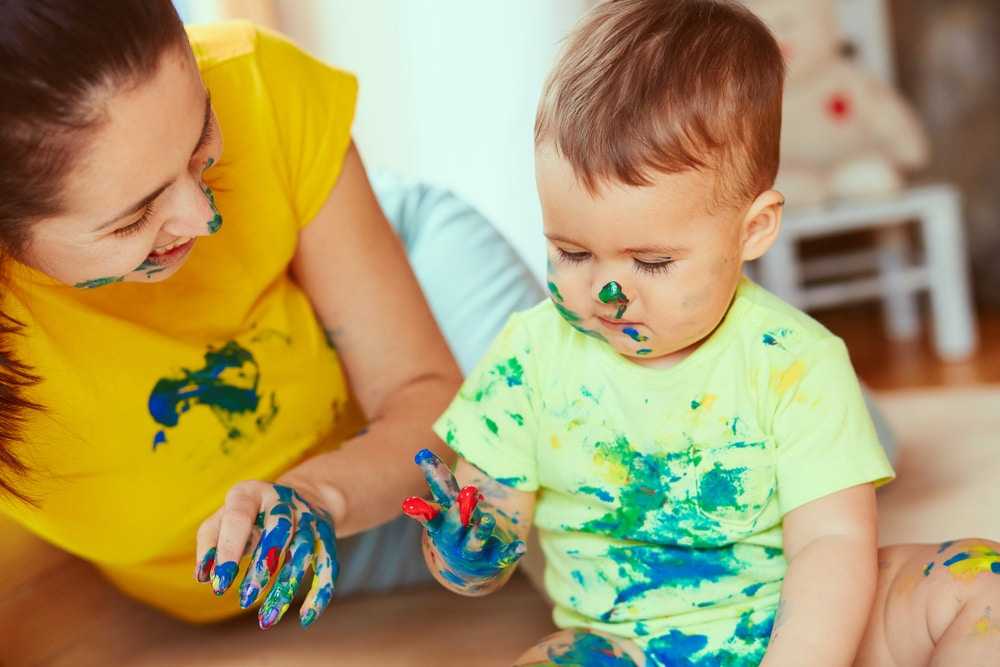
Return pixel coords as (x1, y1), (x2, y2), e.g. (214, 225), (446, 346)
(402, 449), (526, 594)
(194, 482), (338, 629)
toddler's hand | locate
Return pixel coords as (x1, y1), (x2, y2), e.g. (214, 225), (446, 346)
(194, 482), (338, 629)
(402, 449), (526, 591)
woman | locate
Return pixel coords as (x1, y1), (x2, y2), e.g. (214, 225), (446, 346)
(0, 2), (541, 628)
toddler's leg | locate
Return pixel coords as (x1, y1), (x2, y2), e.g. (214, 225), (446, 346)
(855, 539), (1000, 666)
(514, 629), (645, 666)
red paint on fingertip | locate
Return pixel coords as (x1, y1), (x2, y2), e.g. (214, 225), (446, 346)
(457, 486), (481, 527)
(402, 496), (439, 522)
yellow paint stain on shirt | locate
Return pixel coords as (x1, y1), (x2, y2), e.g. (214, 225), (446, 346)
(772, 360), (806, 396)
(592, 452), (629, 485)
(567, 418), (584, 431)
(551, 434), (561, 449)
(700, 394), (718, 411)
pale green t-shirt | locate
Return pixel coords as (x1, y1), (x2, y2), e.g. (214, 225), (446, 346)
(434, 278), (894, 641)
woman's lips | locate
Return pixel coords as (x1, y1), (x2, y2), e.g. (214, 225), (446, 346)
(142, 238), (195, 267)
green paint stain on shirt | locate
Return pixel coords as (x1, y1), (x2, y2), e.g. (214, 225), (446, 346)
(484, 416), (499, 435)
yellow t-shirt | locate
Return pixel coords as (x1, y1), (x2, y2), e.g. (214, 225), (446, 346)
(435, 278), (894, 648)
(0, 22), (364, 622)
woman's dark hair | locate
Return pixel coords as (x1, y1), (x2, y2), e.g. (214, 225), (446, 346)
(0, 1), (188, 501)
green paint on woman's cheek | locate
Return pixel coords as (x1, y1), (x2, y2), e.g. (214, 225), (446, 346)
(74, 275), (124, 289)
(201, 159), (223, 234)
(134, 258), (166, 278)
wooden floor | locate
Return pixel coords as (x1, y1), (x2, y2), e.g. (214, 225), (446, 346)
(814, 301), (1000, 390)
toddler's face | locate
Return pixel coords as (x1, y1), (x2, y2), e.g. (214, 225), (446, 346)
(536, 145), (779, 368)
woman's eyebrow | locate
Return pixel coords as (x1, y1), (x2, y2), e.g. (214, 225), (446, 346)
(92, 93), (212, 232)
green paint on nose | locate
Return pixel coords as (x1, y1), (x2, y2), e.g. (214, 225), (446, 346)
(598, 281), (626, 304)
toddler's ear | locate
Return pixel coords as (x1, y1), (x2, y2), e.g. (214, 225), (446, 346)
(739, 190), (784, 262)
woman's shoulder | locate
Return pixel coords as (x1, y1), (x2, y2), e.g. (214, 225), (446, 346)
(185, 20), (260, 72)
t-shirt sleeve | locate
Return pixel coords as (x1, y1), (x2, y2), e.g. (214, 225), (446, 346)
(433, 314), (540, 492)
(254, 27), (358, 228)
(772, 337), (895, 515)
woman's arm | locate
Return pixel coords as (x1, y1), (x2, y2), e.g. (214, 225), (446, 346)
(283, 141), (463, 538)
(760, 483), (879, 667)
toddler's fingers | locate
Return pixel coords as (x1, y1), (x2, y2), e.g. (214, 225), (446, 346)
(497, 539), (528, 569)
(401, 496), (443, 529)
(239, 486), (295, 608)
(300, 512), (339, 629)
(461, 512), (496, 557)
(194, 507), (223, 582)
(456, 485), (481, 527)
(258, 512), (315, 630)
(414, 449), (460, 506)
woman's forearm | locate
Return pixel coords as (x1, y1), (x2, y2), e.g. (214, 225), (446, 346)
(278, 371), (459, 537)
(761, 534), (878, 666)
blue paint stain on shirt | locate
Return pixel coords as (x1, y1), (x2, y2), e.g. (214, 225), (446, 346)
(579, 485), (615, 503)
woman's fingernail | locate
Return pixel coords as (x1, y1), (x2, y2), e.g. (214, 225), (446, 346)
(258, 605), (280, 629)
(211, 561), (238, 595)
(195, 547), (217, 582)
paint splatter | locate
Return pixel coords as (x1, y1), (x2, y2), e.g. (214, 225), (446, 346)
(606, 543), (749, 613)
(147, 340), (279, 452)
(547, 632), (636, 666)
(201, 158), (223, 234)
(468, 356), (526, 402)
(578, 485), (615, 503)
(622, 327), (648, 343)
(761, 328), (793, 349)
(548, 281), (565, 303)
(643, 610), (774, 666)
(74, 275), (124, 289)
(941, 545), (1000, 581)
(211, 560), (239, 595)
(134, 258), (167, 278)
(577, 435), (771, 546)
(636, 348), (653, 355)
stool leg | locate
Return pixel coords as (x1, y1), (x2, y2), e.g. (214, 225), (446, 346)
(920, 190), (978, 360)
(878, 225), (920, 341)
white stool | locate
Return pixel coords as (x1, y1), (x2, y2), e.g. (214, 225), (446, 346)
(753, 184), (978, 361)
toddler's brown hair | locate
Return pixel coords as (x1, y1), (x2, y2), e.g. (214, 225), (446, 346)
(535, 0), (785, 208)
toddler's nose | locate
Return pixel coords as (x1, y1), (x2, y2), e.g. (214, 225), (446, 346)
(597, 280), (630, 319)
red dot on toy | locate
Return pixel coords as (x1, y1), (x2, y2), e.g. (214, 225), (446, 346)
(826, 92), (852, 121)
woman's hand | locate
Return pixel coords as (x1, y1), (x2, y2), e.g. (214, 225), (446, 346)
(402, 449), (526, 594)
(194, 482), (338, 629)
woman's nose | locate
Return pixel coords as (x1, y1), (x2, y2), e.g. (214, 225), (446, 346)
(160, 177), (222, 239)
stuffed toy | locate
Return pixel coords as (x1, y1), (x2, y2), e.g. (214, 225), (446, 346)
(748, 0), (930, 207)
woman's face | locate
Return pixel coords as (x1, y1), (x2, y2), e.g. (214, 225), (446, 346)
(24, 46), (224, 287)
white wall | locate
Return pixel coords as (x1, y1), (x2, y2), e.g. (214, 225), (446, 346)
(279, 1), (594, 280)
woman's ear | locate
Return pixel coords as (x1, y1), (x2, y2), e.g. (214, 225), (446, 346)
(740, 190), (784, 262)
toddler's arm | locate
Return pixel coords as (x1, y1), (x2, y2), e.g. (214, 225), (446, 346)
(761, 483), (879, 666)
(403, 450), (536, 597)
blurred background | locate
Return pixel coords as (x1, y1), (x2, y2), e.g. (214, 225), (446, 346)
(174, 0), (999, 390)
